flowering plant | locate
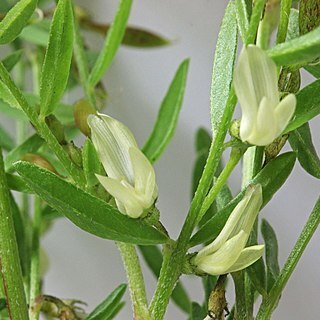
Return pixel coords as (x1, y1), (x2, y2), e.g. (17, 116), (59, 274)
(0, 1), (319, 320)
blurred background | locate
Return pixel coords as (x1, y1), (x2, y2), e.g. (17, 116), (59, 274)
(1, 0), (320, 319)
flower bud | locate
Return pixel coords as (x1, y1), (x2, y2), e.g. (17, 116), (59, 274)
(234, 45), (296, 146)
(22, 153), (57, 173)
(192, 185), (264, 276)
(45, 115), (66, 144)
(73, 99), (96, 136)
(88, 114), (158, 219)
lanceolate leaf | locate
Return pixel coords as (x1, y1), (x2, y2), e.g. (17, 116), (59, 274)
(261, 219), (280, 292)
(143, 60), (189, 162)
(0, 125), (14, 151)
(5, 134), (44, 171)
(190, 152), (296, 247)
(289, 122), (320, 179)
(88, 0), (133, 87)
(235, 0), (250, 42)
(268, 26), (320, 66)
(40, 0), (74, 117)
(284, 80), (320, 133)
(2, 50), (23, 72)
(0, 0), (38, 44)
(86, 284), (126, 320)
(14, 161), (168, 245)
(210, 1), (238, 136)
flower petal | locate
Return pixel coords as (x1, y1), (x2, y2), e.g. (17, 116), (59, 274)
(232, 184), (263, 237)
(274, 93), (296, 135)
(246, 96), (277, 146)
(88, 114), (138, 183)
(223, 245), (265, 274)
(129, 147), (157, 205)
(96, 175), (144, 218)
(195, 231), (248, 276)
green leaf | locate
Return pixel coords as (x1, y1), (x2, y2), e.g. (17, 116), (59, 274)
(6, 173), (32, 193)
(289, 122), (320, 178)
(261, 219), (280, 292)
(190, 152), (296, 247)
(284, 79), (320, 133)
(286, 9), (299, 41)
(88, 0), (133, 87)
(235, 0), (250, 42)
(246, 257), (267, 297)
(0, 0), (38, 44)
(246, 0), (266, 44)
(190, 302), (206, 320)
(14, 161), (168, 245)
(0, 124), (14, 151)
(19, 20), (50, 46)
(40, 0), (74, 116)
(210, 1), (237, 135)
(195, 128), (211, 154)
(10, 193), (30, 276)
(138, 245), (191, 313)
(86, 284), (126, 320)
(82, 139), (103, 187)
(1, 50), (23, 72)
(142, 60), (189, 162)
(4, 134), (44, 171)
(268, 26), (320, 66)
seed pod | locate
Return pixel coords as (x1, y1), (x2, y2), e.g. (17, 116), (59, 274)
(45, 115), (66, 145)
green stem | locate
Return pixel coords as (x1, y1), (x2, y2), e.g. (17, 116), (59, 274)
(149, 92), (237, 319)
(72, 4), (96, 106)
(276, 0), (292, 44)
(29, 197), (42, 320)
(0, 62), (85, 186)
(256, 197), (320, 320)
(0, 147), (29, 320)
(198, 147), (243, 224)
(246, 0), (267, 45)
(232, 271), (248, 320)
(116, 242), (152, 320)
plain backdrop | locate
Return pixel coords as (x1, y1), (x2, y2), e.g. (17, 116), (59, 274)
(1, 1), (320, 319)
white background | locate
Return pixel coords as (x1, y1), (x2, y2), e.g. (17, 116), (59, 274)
(1, 1), (320, 319)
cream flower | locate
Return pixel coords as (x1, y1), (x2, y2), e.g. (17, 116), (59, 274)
(88, 114), (158, 219)
(234, 45), (296, 146)
(193, 184), (264, 275)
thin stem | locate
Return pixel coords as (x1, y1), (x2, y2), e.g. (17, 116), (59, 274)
(29, 197), (42, 320)
(256, 197), (320, 320)
(198, 147), (243, 224)
(0, 147), (29, 320)
(149, 91), (237, 319)
(246, 0), (267, 45)
(276, 0), (292, 44)
(232, 271), (248, 320)
(116, 242), (152, 320)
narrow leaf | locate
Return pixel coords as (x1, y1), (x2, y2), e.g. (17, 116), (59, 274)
(210, 1), (238, 135)
(88, 0), (133, 87)
(190, 152), (296, 247)
(19, 20), (50, 46)
(261, 219), (280, 292)
(14, 161), (168, 245)
(0, 0), (38, 44)
(268, 26), (320, 66)
(4, 134), (44, 171)
(289, 122), (320, 178)
(284, 79), (320, 133)
(235, 0), (250, 42)
(86, 284), (126, 320)
(246, 0), (266, 44)
(138, 245), (191, 313)
(6, 173), (32, 193)
(142, 60), (189, 162)
(190, 302), (206, 320)
(2, 50), (23, 72)
(40, 0), (74, 116)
